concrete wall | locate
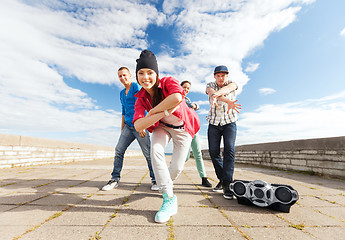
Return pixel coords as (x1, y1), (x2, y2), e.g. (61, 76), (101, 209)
(0, 133), (139, 168)
(201, 136), (345, 179)
(3, 133), (344, 179)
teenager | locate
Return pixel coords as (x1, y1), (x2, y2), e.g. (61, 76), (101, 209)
(180, 80), (212, 187)
(101, 67), (158, 191)
(133, 50), (200, 223)
(206, 65), (241, 199)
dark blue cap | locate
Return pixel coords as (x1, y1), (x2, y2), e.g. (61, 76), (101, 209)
(214, 65), (229, 75)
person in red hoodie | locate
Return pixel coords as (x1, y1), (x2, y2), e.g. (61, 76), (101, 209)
(133, 50), (200, 223)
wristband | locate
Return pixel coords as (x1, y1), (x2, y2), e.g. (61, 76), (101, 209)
(164, 110), (169, 116)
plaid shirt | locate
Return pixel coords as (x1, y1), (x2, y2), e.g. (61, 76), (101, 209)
(206, 81), (238, 126)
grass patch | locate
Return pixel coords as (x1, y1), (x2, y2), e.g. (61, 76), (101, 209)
(0, 182), (17, 187)
(289, 223), (305, 230)
(48, 212), (63, 220)
(122, 197), (130, 204)
(89, 231), (102, 240)
(167, 218), (175, 240)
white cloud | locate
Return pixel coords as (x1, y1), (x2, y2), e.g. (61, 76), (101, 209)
(237, 91), (345, 145)
(0, 93), (122, 133)
(0, 0), (163, 146)
(0, 0), (164, 86)
(0, 0), (315, 146)
(196, 109), (210, 115)
(157, 0), (312, 96)
(194, 100), (210, 106)
(340, 28), (345, 37)
(245, 63), (260, 73)
(258, 88), (276, 95)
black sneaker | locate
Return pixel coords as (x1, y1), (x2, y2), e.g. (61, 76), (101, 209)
(212, 181), (223, 192)
(223, 180), (233, 200)
(101, 179), (119, 191)
(223, 191), (233, 200)
(201, 177), (212, 187)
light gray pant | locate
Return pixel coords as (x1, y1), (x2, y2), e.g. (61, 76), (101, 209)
(150, 124), (192, 197)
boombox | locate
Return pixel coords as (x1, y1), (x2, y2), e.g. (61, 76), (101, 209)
(230, 179), (299, 213)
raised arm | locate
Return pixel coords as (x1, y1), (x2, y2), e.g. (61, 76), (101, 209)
(206, 82), (241, 113)
(134, 111), (166, 132)
(207, 82), (238, 98)
(134, 93), (182, 132)
(148, 93), (182, 116)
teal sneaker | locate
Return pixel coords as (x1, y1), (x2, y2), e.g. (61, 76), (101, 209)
(154, 193), (178, 223)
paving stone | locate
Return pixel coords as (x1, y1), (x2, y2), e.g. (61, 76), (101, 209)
(292, 183), (336, 196)
(60, 185), (101, 194)
(304, 226), (345, 239)
(241, 226), (315, 240)
(101, 226), (169, 240)
(106, 207), (157, 226)
(207, 193), (241, 207)
(221, 205), (289, 227)
(0, 157), (344, 240)
(44, 206), (114, 226)
(1, 185), (40, 193)
(0, 226), (35, 240)
(298, 195), (340, 207)
(321, 195), (345, 206)
(20, 225), (103, 240)
(0, 205), (65, 227)
(277, 205), (344, 226)
(123, 192), (162, 210)
(0, 192), (48, 205)
(173, 190), (213, 207)
(173, 206), (230, 226)
(82, 193), (134, 207)
(314, 206), (345, 223)
(0, 204), (16, 212)
(28, 193), (88, 206)
(134, 182), (158, 193)
(174, 226), (244, 239)
(0, 179), (21, 186)
(77, 178), (109, 187)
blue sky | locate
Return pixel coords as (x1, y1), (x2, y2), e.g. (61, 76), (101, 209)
(1, 0), (345, 151)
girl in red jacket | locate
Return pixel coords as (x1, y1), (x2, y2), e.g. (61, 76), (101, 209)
(133, 50), (200, 223)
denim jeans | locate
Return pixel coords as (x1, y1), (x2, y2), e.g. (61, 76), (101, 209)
(207, 122), (237, 182)
(111, 124), (155, 182)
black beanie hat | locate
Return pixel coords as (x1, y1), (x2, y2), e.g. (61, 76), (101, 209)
(136, 50), (159, 76)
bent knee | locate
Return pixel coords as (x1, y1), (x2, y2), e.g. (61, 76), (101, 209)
(170, 169), (183, 181)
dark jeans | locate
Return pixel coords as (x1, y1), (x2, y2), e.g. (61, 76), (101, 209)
(111, 124), (155, 182)
(207, 122), (237, 182)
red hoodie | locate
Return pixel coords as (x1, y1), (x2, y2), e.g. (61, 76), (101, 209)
(133, 76), (200, 138)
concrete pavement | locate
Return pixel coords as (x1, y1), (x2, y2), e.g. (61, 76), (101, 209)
(0, 155), (344, 240)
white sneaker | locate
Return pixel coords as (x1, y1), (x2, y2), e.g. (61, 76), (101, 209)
(101, 180), (119, 191)
(151, 182), (160, 191)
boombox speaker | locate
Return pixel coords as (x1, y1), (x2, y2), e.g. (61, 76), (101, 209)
(230, 179), (299, 213)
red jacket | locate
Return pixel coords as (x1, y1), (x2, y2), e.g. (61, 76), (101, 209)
(133, 77), (200, 138)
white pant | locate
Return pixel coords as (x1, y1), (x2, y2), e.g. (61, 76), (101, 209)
(150, 124), (192, 197)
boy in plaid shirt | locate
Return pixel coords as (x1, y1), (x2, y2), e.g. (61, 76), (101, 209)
(205, 65), (241, 199)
